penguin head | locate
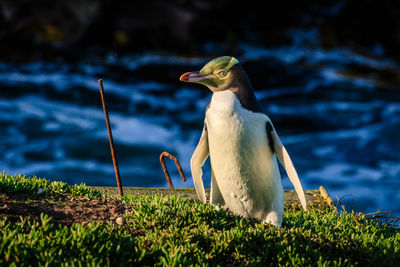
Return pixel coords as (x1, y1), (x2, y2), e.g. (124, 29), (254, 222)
(180, 56), (240, 92)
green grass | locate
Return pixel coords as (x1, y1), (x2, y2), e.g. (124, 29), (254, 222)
(1, 173), (399, 266)
(0, 171), (102, 198)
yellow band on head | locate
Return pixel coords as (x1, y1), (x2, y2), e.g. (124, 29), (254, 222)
(225, 57), (239, 71)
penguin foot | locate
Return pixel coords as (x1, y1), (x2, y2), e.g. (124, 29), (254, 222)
(262, 212), (281, 227)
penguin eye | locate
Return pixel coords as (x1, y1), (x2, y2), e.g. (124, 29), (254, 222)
(216, 70), (226, 77)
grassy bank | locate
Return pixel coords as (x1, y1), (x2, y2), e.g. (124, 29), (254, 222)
(0, 172), (399, 266)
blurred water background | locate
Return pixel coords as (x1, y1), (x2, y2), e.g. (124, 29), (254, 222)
(0, 1), (399, 216)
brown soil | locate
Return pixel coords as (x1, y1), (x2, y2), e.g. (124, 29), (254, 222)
(0, 194), (126, 226)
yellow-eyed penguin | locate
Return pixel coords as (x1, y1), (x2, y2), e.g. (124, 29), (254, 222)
(180, 56), (307, 227)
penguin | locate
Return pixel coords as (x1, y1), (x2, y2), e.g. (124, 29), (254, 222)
(180, 56), (307, 227)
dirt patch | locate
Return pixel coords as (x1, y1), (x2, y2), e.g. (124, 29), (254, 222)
(0, 194), (126, 226)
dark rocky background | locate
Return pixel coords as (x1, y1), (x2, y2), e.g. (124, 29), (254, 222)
(1, 0), (400, 62)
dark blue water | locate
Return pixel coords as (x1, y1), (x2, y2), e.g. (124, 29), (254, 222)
(1, 29), (399, 216)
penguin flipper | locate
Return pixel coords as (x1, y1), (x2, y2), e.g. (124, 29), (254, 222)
(266, 122), (307, 211)
(210, 168), (225, 206)
(190, 124), (209, 203)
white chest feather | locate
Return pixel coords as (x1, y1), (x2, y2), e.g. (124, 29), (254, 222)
(205, 90), (283, 224)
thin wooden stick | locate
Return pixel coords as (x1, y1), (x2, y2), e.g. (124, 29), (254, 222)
(98, 79), (123, 196)
(159, 151), (186, 188)
(351, 212), (362, 228)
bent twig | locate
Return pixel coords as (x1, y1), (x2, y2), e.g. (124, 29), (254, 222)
(159, 151), (186, 188)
